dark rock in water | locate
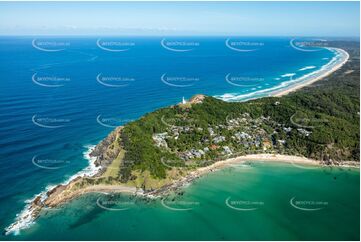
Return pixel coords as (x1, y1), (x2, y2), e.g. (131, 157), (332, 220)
(33, 195), (42, 207)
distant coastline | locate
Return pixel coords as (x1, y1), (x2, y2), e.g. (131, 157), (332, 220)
(216, 47), (349, 102)
(4, 47), (354, 236)
(273, 47), (349, 97)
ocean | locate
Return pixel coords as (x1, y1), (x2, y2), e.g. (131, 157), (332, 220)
(7, 163), (361, 240)
(0, 36), (357, 240)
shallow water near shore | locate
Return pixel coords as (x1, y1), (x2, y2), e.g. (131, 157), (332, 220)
(8, 162), (359, 241)
(0, 36), (352, 238)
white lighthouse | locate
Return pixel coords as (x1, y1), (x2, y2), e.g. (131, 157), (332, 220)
(182, 96), (187, 104)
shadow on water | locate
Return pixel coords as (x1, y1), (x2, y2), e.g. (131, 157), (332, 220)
(67, 194), (150, 230)
(68, 205), (105, 230)
(321, 165), (353, 180)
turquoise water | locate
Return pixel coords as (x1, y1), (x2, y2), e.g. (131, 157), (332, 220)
(0, 36), (355, 240)
(9, 162), (359, 240)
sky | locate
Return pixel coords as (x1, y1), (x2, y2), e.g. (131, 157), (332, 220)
(0, 1), (359, 37)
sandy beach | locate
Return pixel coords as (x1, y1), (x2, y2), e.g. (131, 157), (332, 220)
(144, 153), (359, 198)
(273, 47), (349, 97)
(192, 153), (359, 176)
(4, 47), (355, 235)
(194, 154), (320, 175)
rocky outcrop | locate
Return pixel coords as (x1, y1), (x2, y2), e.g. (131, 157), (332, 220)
(189, 94), (205, 104)
(46, 184), (67, 199)
(90, 126), (123, 168)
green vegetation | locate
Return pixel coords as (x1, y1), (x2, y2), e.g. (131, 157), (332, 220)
(98, 42), (360, 189)
(102, 149), (125, 178)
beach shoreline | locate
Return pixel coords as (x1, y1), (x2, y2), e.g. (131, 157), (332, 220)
(215, 47), (350, 102)
(272, 47), (349, 97)
(145, 153), (359, 197)
(4, 47), (355, 236)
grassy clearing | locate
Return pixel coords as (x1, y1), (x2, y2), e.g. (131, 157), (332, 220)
(102, 148), (125, 178)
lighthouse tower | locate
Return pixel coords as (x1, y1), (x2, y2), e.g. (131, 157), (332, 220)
(182, 96), (187, 104)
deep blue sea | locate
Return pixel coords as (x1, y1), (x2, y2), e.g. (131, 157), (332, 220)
(0, 36), (343, 239)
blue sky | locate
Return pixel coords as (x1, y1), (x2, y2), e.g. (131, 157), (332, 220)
(0, 1), (359, 37)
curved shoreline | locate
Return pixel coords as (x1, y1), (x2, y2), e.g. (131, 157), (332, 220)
(146, 154), (359, 197)
(4, 145), (102, 235)
(4, 47), (354, 235)
(273, 47), (349, 97)
(215, 47), (349, 102)
(6, 151), (359, 235)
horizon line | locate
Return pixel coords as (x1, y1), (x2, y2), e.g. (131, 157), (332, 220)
(0, 34), (359, 39)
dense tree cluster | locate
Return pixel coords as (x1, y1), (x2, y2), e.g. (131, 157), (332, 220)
(118, 41), (359, 181)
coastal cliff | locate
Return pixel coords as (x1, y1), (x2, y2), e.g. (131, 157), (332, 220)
(5, 43), (360, 235)
(90, 126), (123, 168)
(13, 77), (361, 225)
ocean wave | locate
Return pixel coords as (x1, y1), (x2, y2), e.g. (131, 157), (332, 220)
(5, 145), (100, 235)
(217, 93), (238, 100)
(281, 73), (296, 77)
(215, 48), (347, 102)
(298, 66), (316, 71)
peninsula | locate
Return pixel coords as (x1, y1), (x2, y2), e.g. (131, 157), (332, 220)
(5, 43), (359, 235)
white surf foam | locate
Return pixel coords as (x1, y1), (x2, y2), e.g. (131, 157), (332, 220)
(216, 48), (347, 102)
(5, 145), (100, 235)
(281, 73), (296, 77)
(298, 66), (316, 71)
